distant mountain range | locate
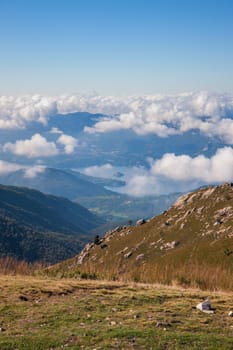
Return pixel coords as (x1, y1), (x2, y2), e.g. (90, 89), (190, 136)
(0, 168), (113, 200)
(0, 184), (104, 263)
(0, 167), (180, 222)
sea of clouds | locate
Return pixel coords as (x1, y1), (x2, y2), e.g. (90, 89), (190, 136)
(0, 91), (233, 143)
(0, 91), (233, 196)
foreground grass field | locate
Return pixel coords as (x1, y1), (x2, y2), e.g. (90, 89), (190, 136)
(0, 276), (232, 350)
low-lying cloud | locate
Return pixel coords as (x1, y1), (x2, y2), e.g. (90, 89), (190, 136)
(0, 161), (45, 179)
(123, 147), (233, 196)
(81, 164), (114, 178)
(150, 147), (233, 183)
(0, 160), (22, 175)
(23, 165), (46, 178)
(81, 147), (233, 197)
(0, 92), (233, 143)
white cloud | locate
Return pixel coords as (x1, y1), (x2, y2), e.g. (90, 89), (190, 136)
(0, 160), (47, 179)
(84, 91), (233, 143)
(3, 133), (59, 158)
(57, 134), (77, 154)
(108, 147), (233, 197)
(0, 91), (233, 143)
(50, 127), (63, 134)
(0, 95), (57, 129)
(23, 165), (46, 178)
(150, 147), (233, 183)
(0, 160), (22, 175)
(81, 164), (114, 178)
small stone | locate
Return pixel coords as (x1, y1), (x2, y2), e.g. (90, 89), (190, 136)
(136, 219), (146, 226)
(110, 321), (117, 326)
(196, 298), (214, 314)
(0, 327), (6, 332)
(136, 254), (145, 261)
(228, 311), (233, 317)
(124, 251), (132, 259)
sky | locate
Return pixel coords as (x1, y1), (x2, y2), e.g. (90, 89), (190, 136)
(1, 0), (233, 95)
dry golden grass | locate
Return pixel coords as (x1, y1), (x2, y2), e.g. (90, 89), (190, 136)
(55, 257), (233, 292)
(0, 256), (45, 275)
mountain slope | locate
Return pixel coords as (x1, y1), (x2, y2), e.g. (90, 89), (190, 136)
(51, 183), (233, 289)
(0, 184), (103, 234)
(0, 184), (105, 263)
(0, 214), (85, 264)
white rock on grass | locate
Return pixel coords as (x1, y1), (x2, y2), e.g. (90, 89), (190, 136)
(196, 298), (214, 314)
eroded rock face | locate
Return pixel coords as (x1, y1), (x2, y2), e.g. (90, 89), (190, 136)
(77, 243), (94, 265)
(215, 207), (233, 219)
(173, 193), (192, 208)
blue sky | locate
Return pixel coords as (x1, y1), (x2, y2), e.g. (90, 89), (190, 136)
(0, 0), (233, 95)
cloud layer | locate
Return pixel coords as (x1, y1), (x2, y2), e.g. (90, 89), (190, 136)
(81, 147), (233, 197)
(84, 92), (233, 144)
(0, 92), (233, 144)
(121, 147), (233, 196)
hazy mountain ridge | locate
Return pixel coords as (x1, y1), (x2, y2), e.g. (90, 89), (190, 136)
(0, 167), (180, 222)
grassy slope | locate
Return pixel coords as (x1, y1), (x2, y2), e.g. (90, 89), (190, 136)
(0, 184), (103, 234)
(0, 276), (232, 350)
(52, 183), (233, 290)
